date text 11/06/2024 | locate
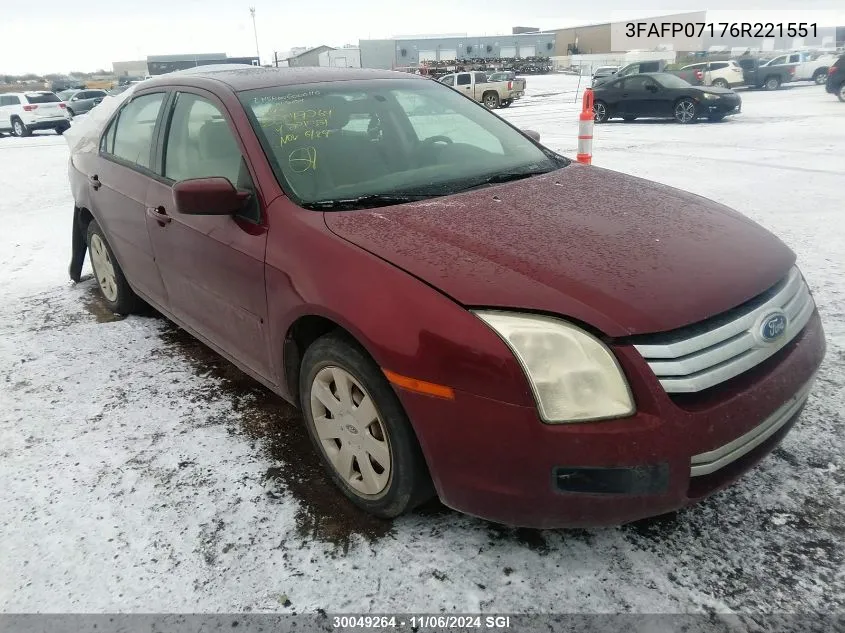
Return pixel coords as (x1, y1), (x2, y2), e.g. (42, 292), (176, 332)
(625, 22), (819, 39)
(332, 615), (512, 629)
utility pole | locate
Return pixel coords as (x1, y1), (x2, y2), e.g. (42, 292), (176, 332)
(249, 7), (260, 64)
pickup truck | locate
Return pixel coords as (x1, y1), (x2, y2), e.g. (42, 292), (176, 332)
(487, 71), (527, 98)
(592, 61), (703, 87)
(737, 57), (797, 90)
(438, 71), (524, 109)
(762, 52), (839, 85)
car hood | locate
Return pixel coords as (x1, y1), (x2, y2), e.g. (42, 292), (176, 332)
(324, 164), (795, 337)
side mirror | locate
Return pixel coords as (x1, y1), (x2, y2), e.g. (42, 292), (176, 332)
(173, 177), (250, 216)
(523, 129), (541, 142)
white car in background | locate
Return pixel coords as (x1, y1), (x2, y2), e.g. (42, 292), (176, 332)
(0, 91), (71, 137)
(764, 51), (839, 85)
(681, 60), (744, 88)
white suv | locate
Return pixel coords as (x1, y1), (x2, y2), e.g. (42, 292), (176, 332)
(0, 92), (71, 137)
(681, 61), (744, 88)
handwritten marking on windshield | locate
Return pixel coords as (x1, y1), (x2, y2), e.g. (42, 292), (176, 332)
(289, 146), (318, 172)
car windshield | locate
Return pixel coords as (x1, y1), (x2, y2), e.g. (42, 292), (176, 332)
(25, 92), (61, 104)
(240, 78), (567, 209)
(653, 74), (692, 89)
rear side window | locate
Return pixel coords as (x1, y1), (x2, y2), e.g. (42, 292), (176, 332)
(0, 95), (21, 106)
(456, 74), (471, 86)
(474, 72), (487, 84)
(24, 93), (60, 104)
(710, 62), (728, 70)
(109, 93), (165, 169)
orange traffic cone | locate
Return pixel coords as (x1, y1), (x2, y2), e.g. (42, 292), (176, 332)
(577, 88), (594, 165)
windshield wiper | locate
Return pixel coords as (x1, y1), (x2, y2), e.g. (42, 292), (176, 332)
(305, 193), (437, 210)
(461, 168), (556, 192)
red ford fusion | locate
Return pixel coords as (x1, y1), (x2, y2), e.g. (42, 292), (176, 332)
(67, 67), (825, 528)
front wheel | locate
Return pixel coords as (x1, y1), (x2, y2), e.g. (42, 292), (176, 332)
(813, 69), (828, 85)
(674, 98), (698, 124)
(764, 76), (780, 91)
(86, 220), (144, 314)
(300, 333), (433, 518)
(593, 100), (609, 123)
(482, 92), (500, 109)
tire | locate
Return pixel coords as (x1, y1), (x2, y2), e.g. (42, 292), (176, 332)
(86, 219), (144, 315)
(674, 98), (698, 124)
(67, 108), (75, 119)
(482, 92), (500, 109)
(838, 82), (845, 103)
(764, 76), (780, 91)
(813, 69), (828, 85)
(593, 100), (609, 123)
(622, 115), (636, 122)
(12, 118), (29, 137)
(299, 332), (434, 518)
(712, 78), (729, 88)
(499, 99), (512, 108)
(55, 124), (69, 135)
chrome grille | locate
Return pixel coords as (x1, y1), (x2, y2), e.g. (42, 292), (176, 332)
(634, 267), (815, 393)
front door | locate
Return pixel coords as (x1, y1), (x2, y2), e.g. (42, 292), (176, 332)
(144, 89), (272, 379)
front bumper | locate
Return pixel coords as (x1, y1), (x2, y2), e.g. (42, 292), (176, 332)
(399, 311), (825, 528)
(703, 99), (741, 116)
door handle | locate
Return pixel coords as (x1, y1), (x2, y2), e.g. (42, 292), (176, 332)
(146, 205), (171, 226)
(622, 93), (629, 97)
(89, 174), (101, 190)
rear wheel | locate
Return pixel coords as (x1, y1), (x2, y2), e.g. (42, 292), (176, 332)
(300, 332), (434, 518)
(813, 69), (828, 85)
(712, 78), (729, 88)
(838, 82), (845, 102)
(12, 118), (29, 137)
(674, 98), (697, 124)
(764, 76), (780, 91)
(499, 99), (512, 108)
(67, 108), (75, 119)
(482, 92), (500, 109)
(86, 220), (144, 315)
(593, 100), (609, 123)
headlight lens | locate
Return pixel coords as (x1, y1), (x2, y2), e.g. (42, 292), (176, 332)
(475, 312), (635, 423)
(701, 92), (718, 100)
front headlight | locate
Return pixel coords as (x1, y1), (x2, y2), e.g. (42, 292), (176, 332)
(475, 311), (635, 423)
(701, 92), (718, 100)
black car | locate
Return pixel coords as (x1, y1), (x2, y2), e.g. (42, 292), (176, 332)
(825, 54), (845, 102)
(592, 72), (741, 124)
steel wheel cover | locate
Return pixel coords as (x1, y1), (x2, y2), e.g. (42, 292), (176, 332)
(309, 366), (392, 496)
(89, 233), (118, 302)
(675, 100), (695, 122)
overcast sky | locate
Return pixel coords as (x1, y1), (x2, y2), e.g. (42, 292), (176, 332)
(2, 1), (843, 74)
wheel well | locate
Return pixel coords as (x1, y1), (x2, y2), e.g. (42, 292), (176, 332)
(284, 315), (353, 406)
(482, 90), (498, 100)
(10, 115), (22, 123)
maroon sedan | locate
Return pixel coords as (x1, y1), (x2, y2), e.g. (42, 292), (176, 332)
(67, 67), (825, 528)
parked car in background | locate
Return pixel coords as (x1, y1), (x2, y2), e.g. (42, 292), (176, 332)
(67, 67), (824, 528)
(593, 72), (741, 123)
(439, 71), (524, 108)
(825, 54), (845, 101)
(763, 51), (838, 85)
(0, 91), (70, 136)
(738, 57), (797, 90)
(487, 71), (527, 96)
(593, 61), (703, 87)
(681, 60), (744, 88)
(58, 89), (108, 117)
(591, 66), (619, 86)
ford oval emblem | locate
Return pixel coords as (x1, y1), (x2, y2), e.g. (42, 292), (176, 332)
(760, 311), (788, 343)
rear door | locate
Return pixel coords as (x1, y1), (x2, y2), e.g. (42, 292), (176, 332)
(144, 88), (272, 378)
(92, 91), (169, 304)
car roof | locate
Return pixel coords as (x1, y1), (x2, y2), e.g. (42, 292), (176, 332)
(141, 66), (421, 92)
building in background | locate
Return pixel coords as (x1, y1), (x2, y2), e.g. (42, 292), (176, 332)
(284, 46), (335, 67)
(146, 53), (259, 75)
(318, 47), (361, 68)
(112, 60), (149, 79)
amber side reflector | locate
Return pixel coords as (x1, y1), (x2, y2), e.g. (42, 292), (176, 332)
(383, 369), (455, 400)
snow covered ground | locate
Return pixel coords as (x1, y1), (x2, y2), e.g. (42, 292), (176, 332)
(1, 75), (843, 616)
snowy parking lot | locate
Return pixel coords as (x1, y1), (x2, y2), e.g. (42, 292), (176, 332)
(1, 74), (843, 615)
